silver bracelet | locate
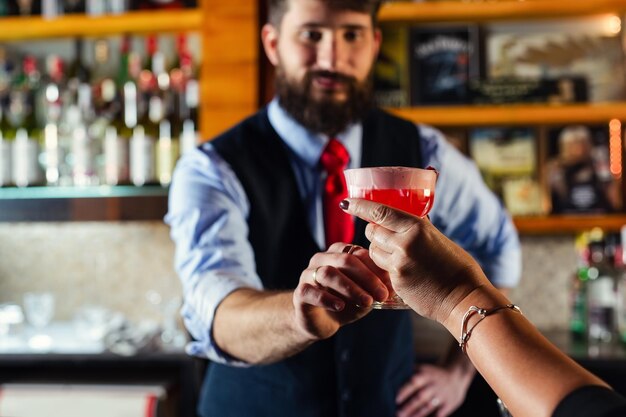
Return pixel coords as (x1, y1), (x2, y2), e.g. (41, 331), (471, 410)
(459, 304), (522, 354)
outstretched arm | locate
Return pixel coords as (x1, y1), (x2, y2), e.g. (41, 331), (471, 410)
(213, 243), (390, 364)
(342, 198), (608, 417)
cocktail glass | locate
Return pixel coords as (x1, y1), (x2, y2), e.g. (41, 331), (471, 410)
(344, 166), (437, 309)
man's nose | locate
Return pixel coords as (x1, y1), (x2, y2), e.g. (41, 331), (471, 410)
(316, 35), (342, 71)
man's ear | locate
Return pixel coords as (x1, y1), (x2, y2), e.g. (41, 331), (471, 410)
(373, 27), (382, 58)
(262, 23), (280, 66)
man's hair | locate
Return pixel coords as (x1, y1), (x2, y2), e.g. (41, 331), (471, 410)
(268, 0), (383, 28)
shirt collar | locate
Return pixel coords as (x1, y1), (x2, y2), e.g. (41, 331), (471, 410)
(267, 98), (362, 169)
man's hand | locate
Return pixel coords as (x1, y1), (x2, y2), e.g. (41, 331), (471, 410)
(396, 364), (473, 417)
(292, 242), (391, 341)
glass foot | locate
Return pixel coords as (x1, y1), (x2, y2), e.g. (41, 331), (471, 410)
(371, 294), (411, 310)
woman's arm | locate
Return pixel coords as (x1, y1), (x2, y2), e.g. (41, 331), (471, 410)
(341, 198), (610, 417)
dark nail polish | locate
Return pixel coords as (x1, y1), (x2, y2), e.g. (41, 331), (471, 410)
(339, 200), (349, 210)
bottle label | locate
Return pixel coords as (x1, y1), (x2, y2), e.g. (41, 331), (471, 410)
(157, 138), (179, 186)
(13, 137), (40, 187)
(104, 134), (129, 185)
(72, 129), (96, 186)
(130, 134), (156, 186)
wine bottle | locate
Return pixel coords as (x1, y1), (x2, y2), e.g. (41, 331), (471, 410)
(0, 109), (12, 186)
(130, 124), (155, 186)
(103, 124), (129, 185)
(134, 0), (184, 10)
(85, 0), (106, 15)
(12, 128), (41, 187)
(108, 0), (130, 14)
(10, 56), (43, 187)
(63, 0), (85, 14)
(42, 0), (62, 19)
(156, 117), (178, 186)
(41, 55), (65, 185)
(11, 0), (41, 16)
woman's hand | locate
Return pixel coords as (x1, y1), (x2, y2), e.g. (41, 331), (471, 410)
(341, 198), (488, 324)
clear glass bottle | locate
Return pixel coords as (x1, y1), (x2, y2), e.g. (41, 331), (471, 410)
(586, 237), (617, 344)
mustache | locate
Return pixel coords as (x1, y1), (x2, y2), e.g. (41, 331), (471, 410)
(307, 70), (357, 84)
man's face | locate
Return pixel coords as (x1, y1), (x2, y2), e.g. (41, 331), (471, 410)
(262, 0), (381, 135)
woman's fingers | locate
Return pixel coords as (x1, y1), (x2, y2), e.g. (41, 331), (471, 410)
(341, 198), (421, 233)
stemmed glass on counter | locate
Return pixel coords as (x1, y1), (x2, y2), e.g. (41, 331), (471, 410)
(23, 291), (55, 349)
(343, 166), (438, 309)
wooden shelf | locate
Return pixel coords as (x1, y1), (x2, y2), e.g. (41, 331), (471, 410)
(387, 103), (626, 127)
(379, 0), (626, 23)
(0, 186), (169, 221)
(0, 9), (202, 41)
(514, 214), (626, 234)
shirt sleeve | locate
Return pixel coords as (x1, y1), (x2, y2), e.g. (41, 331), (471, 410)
(419, 125), (522, 288)
(552, 385), (626, 417)
(165, 144), (263, 366)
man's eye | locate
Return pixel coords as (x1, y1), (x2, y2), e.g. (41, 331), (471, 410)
(302, 30), (322, 42)
(344, 30), (361, 42)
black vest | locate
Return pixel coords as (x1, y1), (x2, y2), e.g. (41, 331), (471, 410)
(199, 108), (423, 417)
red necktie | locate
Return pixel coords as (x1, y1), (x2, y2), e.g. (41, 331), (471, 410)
(320, 138), (354, 248)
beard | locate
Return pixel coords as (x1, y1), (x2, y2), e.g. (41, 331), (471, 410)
(275, 66), (374, 137)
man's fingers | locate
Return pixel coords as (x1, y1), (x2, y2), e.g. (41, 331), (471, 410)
(309, 251), (389, 302)
(297, 282), (345, 312)
(341, 198), (419, 233)
(311, 265), (374, 307)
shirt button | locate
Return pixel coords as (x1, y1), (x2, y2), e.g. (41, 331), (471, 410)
(340, 349), (350, 362)
(341, 390), (351, 402)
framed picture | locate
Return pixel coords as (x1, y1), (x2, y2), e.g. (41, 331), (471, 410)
(409, 25), (482, 105)
(484, 17), (626, 102)
(469, 127), (545, 216)
(545, 124), (622, 214)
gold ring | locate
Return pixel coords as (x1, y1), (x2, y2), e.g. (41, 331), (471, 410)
(312, 266), (322, 285)
(342, 245), (360, 255)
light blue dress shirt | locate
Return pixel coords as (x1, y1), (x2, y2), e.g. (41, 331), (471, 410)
(165, 99), (522, 364)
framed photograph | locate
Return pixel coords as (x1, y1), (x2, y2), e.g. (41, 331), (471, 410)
(484, 17), (626, 102)
(409, 25), (482, 105)
(469, 127), (545, 216)
(545, 124), (622, 214)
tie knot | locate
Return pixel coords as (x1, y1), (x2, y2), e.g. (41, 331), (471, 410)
(320, 139), (350, 173)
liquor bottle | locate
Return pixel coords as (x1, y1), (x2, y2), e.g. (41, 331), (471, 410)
(115, 36), (132, 90)
(570, 233), (590, 342)
(11, 56), (43, 187)
(63, 0), (85, 14)
(85, 0), (106, 15)
(108, 0), (130, 14)
(130, 93), (158, 186)
(134, 0), (184, 10)
(69, 84), (98, 186)
(0, 110), (12, 187)
(41, 55), (65, 185)
(12, 128), (41, 187)
(67, 39), (91, 97)
(130, 125), (155, 186)
(103, 124), (129, 185)
(156, 119), (178, 185)
(11, 0), (41, 16)
(586, 235), (618, 344)
(617, 226), (626, 345)
(0, 1), (10, 16)
(102, 73), (134, 186)
(42, 0), (62, 19)
(91, 39), (119, 123)
(91, 39), (116, 87)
